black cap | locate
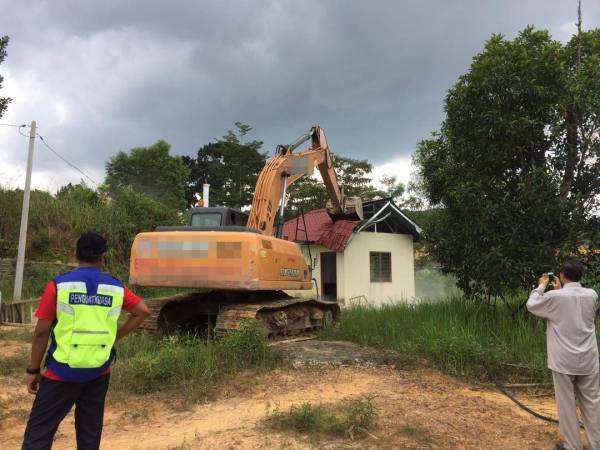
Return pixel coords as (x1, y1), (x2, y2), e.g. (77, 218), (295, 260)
(76, 232), (107, 263)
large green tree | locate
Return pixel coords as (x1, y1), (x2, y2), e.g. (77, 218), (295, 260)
(414, 27), (600, 296)
(285, 175), (330, 217)
(286, 155), (386, 215)
(335, 156), (384, 200)
(104, 140), (190, 210)
(0, 36), (11, 119)
(184, 122), (267, 209)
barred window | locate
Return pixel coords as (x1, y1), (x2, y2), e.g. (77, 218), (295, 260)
(370, 252), (391, 282)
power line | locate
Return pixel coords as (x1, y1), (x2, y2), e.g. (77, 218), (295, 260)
(36, 134), (100, 187)
(0, 123), (27, 128)
(2, 122), (101, 188)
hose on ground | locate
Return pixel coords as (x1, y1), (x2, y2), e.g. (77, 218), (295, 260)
(485, 364), (585, 428)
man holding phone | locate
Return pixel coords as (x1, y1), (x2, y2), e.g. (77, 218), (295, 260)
(527, 260), (600, 450)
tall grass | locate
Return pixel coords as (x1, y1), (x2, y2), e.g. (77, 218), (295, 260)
(322, 296), (553, 382)
(110, 322), (278, 402)
(0, 263), (67, 301)
(0, 321), (277, 403)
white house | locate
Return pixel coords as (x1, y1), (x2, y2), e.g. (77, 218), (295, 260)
(282, 198), (421, 307)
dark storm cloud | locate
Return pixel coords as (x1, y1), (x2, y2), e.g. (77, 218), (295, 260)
(0, 0), (598, 189)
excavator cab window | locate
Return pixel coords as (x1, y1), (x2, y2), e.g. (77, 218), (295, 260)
(190, 212), (222, 227)
(188, 208), (249, 227)
(231, 212), (248, 226)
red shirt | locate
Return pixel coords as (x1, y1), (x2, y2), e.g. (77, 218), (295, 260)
(35, 281), (142, 381)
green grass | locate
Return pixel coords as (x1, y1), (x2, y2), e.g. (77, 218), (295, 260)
(0, 396), (31, 422)
(398, 424), (434, 446)
(109, 321), (279, 402)
(266, 396), (378, 439)
(0, 327), (33, 341)
(5, 409), (30, 421)
(322, 295), (552, 382)
(0, 263), (64, 302)
(0, 352), (29, 376)
(0, 321), (278, 404)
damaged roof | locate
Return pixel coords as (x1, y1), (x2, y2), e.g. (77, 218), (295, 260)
(282, 198), (421, 252)
(281, 208), (359, 252)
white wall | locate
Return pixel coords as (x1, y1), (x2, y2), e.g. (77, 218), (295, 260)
(342, 232), (415, 306)
(284, 232), (416, 307)
(284, 244), (344, 300)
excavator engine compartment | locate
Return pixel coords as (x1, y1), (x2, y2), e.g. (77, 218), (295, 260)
(130, 229), (313, 291)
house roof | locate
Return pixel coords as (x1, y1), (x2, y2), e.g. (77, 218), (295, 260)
(356, 198), (422, 236)
(282, 198), (421, 252)
(282, 209), (360, 252)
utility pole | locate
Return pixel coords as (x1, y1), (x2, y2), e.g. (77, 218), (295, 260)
(13, 121), (36, 301)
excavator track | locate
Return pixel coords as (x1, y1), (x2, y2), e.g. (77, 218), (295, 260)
(138, 290), (340, 336)
(139, 292), (204, 333)
(216, 297), (340, 336)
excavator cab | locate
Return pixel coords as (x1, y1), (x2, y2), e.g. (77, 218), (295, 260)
(153, 208), (253, 233)
(189, 207), (248, 228)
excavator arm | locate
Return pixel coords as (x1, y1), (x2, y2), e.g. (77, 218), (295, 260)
(247, 125), (362, 236)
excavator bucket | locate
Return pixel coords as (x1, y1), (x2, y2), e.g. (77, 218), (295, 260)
(327, 196), (363, 222)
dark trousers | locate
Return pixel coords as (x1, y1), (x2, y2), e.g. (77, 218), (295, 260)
(22, 374), (110, 450)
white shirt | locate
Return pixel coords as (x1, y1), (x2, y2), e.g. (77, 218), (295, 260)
(527, 282), (599, 375)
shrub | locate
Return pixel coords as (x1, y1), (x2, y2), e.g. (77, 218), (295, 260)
(110, 325), (276, 401)
(266, 396), (378, 439)
(217, 321), (273, 372)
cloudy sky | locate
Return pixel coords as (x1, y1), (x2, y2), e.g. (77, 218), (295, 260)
(0, 0), (598, 194)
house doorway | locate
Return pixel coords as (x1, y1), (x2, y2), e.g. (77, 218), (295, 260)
(320, 252), (337, 302)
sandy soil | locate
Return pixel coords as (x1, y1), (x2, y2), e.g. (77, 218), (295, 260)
(0, 337), (573, 449)
(1, 340), (29, 358)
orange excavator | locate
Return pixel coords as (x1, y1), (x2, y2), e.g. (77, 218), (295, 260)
(129, 126), (362, 335)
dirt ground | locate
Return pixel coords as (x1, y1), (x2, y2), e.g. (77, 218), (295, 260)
(0, 333), (577, 449)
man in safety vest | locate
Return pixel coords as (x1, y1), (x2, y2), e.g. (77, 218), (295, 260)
(22, 232), (150, 450)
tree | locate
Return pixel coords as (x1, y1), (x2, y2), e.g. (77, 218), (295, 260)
(185, 122), (267, 209)
(0, 35), (11, 119)
(286, 155), (385, 216)
(56, 182), (100, 205)
(414, 27), (600, 297)
(285, 175), (329, 218)
(104, 140), (190, 210)
(334, 156), (383, 200)
(379, 174), (405, 204)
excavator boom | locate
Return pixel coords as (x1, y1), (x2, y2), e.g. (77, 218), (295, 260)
(247, 126), (362, 236)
